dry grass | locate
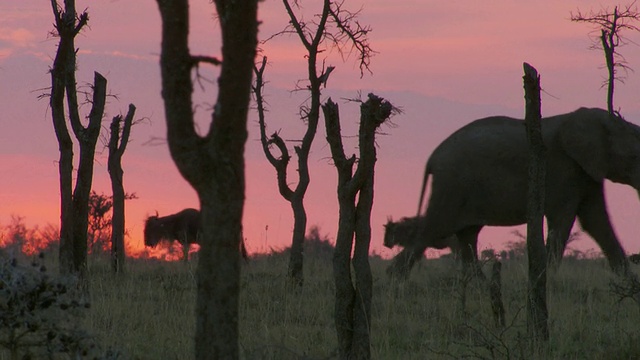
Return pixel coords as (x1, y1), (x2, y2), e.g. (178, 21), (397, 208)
(7, 251), (639, 359)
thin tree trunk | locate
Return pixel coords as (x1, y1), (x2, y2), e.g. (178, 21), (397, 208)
(50, 0), (79, 275)
(71, 72), (106, 276)
(489, 260), (506, 327)
(324, 94), (394, 359)
(333, 202), (357, 357)
(108, 104), (135, 274)
(352, 171), (374, 356)
(523, 62), (549, 346)
(288, 197), (307, 287)
(601, 29), (615, 115)
(50, 1), (106, 276)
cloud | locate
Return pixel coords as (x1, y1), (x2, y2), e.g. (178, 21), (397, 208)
(0, 27), (37, 48)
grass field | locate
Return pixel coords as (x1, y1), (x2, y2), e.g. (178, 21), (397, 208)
(55, 250), (638, 360)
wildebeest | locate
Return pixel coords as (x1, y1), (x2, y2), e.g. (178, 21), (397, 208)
(144, 208), (248, 260)
(384, 216), (484, 277)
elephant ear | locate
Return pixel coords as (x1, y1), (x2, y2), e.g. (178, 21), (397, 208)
(558, 115), (609, 181)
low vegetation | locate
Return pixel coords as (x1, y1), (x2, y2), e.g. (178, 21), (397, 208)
(1, 225), (639, 359)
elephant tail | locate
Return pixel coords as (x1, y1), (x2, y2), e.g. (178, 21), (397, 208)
(417, 161), (432, 216)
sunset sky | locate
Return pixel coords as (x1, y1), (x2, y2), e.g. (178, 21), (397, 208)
(2, 1), (640, 259)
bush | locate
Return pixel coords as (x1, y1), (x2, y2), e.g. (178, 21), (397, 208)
(0, 254), (121, 359)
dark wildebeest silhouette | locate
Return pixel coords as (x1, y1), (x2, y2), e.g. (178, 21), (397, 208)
(144, 208), (248, 260)
(383, 216), (486, 278)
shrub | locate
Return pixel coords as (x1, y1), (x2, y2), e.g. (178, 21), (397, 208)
(0, 253), (121, 359)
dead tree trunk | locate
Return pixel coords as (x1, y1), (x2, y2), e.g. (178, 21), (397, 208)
(489, 260), (506, 328)
(601, 29), (616, 115)
(155, 0), (258, 358)
(50, 1), (106, 276)
(254, 0), (374, 288)
(108, 104), (135, 274)
(324, 94), (395, 359)
(523, 62), (549, 346)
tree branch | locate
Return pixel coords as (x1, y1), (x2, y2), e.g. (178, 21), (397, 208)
(327, 1), (375, 77)
(191, 55), (222, 67)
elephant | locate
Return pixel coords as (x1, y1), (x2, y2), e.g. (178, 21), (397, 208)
(386, 107), (639, 279)
(144, 208), (248, 260)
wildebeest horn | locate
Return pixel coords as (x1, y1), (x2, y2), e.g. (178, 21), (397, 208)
(155, 210), (159, 217)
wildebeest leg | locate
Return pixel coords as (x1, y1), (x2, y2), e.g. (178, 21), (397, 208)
(456, 226), (484, 280)
(387, 245), (427, 279)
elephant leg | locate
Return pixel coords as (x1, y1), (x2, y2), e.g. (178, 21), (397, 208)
(456, 226), (484, 280)
(387, 245), (427, 279)
(546, 216), (576, 272)
(576, 188), (630, 277)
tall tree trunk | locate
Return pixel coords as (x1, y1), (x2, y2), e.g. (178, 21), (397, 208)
(108, 105), (135, 274)
(601, 29), (616, 115)
(155, 0), (258, 357)
(523, 62), (549, 346)
(50, 1), (106, 276)
(324, 94), (395, 359)
(352, 170), (374, 356)
(71, 72), (106, 275)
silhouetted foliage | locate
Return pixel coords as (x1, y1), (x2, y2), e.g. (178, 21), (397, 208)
(87, 191), (136, 256)
(0, 217), (59, 258)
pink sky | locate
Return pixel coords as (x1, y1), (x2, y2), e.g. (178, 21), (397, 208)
(2, 1), (640, 258)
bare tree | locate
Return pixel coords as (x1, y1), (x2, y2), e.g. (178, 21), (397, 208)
(571, 3), (640, 114)
(49, 0), (107, 277)
(523, 63), (549, 347)
(108, 104), (136, 274)
(323, 94), (396, 359)
(254, 0), (373, 287)
(154, 0), (258, 358)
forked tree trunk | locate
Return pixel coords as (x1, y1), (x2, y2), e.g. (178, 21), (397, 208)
(155, 0), (258, 358)
(324, 94), (395, 359)
(108, 104), (135, 274)
(523, 62), (549, 346)
(50, 1), (107, 277)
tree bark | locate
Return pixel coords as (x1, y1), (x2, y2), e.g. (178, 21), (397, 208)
(50, 1), (105, 276)
(489, 260), (506, 327)
(155, 0), (258, 358)
(324, 94), (394, 359)
(288, 196), (307, 287)
(108, 104), (135, 274)
(71, 72), (106, 276)
(601, 29), (615, 115)
(523, 62), (549, 346)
